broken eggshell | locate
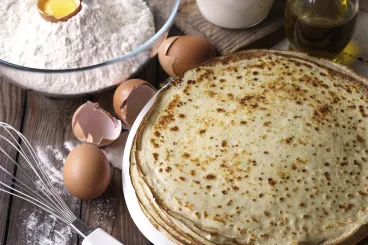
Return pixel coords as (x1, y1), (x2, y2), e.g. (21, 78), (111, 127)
(158, 35), (217, 77)
(157, 36), (180, 77)
(113, 79), (156, 128)
(72, 101), (122, 147)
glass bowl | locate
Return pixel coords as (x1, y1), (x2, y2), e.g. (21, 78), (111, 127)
(0, 0), (180, 97)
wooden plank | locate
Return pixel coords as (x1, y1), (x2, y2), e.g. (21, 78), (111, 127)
(5, 92), (87, 245)
(0, 78), (26, 245)
(79, 60), (159, 245)
(153, 0), (285, 54)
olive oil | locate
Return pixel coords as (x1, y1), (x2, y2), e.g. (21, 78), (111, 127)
(285, 0), (358, 59)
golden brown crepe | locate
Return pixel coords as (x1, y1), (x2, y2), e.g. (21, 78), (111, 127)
(130, 50), (368, 245)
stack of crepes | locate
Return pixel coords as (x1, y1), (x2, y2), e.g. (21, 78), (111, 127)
(130, 50), (368, 245)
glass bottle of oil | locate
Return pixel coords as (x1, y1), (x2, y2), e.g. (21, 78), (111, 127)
(285, 0), (359, 60)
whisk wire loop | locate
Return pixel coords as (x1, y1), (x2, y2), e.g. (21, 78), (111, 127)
(0, 122), (76, 224)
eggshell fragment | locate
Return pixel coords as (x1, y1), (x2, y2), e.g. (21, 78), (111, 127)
(158, 35), (217, 77)
(63, 144), (110, 200)
(37, 0), (82, 23)
(113, 79), (156, 128)
(158, 36), (180, 77)
(150, 32), (169, 57)
(72, 101), (122, 147)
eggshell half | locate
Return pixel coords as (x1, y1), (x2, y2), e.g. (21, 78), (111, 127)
(37, 0), (82, 23)
(72, 101), (122, 147)
(113, 79), (156, 128)
(122, 85), (156, 128)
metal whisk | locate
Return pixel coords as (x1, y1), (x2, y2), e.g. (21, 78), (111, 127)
(0, 122), (123, 245)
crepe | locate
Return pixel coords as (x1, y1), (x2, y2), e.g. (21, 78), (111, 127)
(130, 50), (368, 245)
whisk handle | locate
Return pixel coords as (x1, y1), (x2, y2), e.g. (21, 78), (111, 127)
(82, 228), (124, 245)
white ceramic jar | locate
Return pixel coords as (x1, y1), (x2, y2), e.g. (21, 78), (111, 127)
(196, 0), (275, 29)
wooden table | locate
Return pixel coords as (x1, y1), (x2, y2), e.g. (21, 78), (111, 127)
(1, 21), (368, 245)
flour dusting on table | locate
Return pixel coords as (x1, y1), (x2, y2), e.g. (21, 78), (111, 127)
(87, 198), (116, 229)
(23, 210), (73, 245)
(64, 141), (78, 153)
(35, 146), (70, 197)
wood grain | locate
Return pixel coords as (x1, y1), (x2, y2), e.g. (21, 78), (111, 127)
(0, 79), (25, 245)
(154, 0), (285, 54)
(5, 92), (87, 245)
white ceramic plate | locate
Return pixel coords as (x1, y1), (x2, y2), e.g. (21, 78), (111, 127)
(122, 89), (176, 245)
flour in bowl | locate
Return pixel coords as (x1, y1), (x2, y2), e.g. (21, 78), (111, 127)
(0, 0), (155, 94)
(0, 0), (154, 69)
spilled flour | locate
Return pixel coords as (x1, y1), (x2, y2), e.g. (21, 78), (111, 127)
(19, 144), (77, 245)
(22, 210), (73, 245)
(34, 145), (72, 197)
(85, 198), (115, 229)
(20, 142), (115, 245)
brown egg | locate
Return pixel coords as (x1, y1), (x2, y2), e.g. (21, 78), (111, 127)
(63, 144), (110, 200)
(113, 79), (156, 128)
(158, 35), (217, 77)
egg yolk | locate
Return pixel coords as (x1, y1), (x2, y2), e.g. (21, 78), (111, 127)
(41, 0), (78, 18)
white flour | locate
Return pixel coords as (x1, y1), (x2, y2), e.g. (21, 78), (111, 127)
(0, 0), (154, 69)
(20, 146), (74, 245)
(0, 0), (155, 94)
(35, 146), (70, 197)
(63, 141), (76, 152)
(23, 210), (73, 245)
(85, 198), (115, 229)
